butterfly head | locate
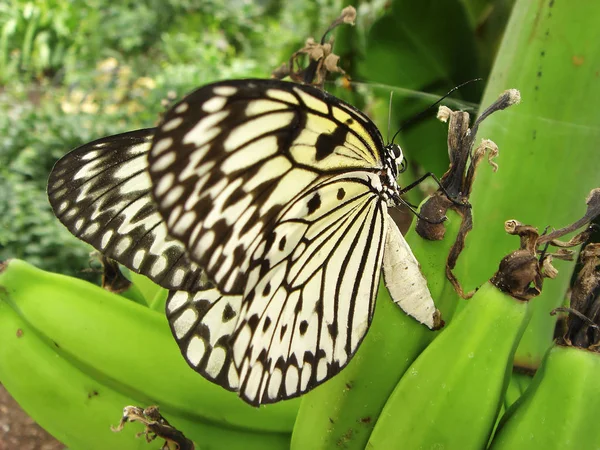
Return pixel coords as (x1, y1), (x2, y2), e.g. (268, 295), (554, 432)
(380, 143), (405, 205)
(388, 143), (406, 172)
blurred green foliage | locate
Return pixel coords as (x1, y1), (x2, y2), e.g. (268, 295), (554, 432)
(0, 0), (512, 276)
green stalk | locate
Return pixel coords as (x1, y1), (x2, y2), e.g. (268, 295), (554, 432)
(454, 0), (600, 369)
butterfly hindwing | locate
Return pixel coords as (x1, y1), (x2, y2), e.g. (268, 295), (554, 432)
(233, 174), (388, 404)
(47, 129), (207, 291)
(148, 79), (386, 295)
(166, 289), (241, 391)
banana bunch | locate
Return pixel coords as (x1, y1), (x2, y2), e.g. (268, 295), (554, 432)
(366, 195), (600, 449)
(0, 259), (297, 449)
(489, 242), (600, 450)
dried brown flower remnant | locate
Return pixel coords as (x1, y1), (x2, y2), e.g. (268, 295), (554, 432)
(271, 6), (356, 88)
(113, 405), (194, 450)
(417, 90), (518, 298)
(491, 188), (600, 301)
(555, 243), (600, 350)
(490, 222), (546, 300)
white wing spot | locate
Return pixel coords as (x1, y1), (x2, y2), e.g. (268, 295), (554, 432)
(173, 210), (197, 235)
(82, 222), (99, 237)
(132, 249), (145, 269)
(186, 336), (206, 366)
(175, 102), (189, 113)
(213, 86), (237, 96)
(205, 347), (227, 377)
(267, 368), (283, 400)
(64, 208), (78, 219)
(80, 150), (99, 160)
(228, 364), (240, 389)
(53, 187), (68, 199)
(245, 99), (288, 117)
(172, 268), (185, 287)
(183, 111), (228, 147)
(316, 358), (328, 381)
(224, 112), (294, 152)
(114, 236), (132, 256)
(150, 256), (168, 277)
(161, 185), (185, 208)
(152, 137), (174, 157)
(153, 151), (176, 171)
(245, 363), (264, 402)
(155, 172), (175, 197)
(300, 362), (312, 391)
(202, 96), (227, 113)
(166, 291), (189, 313)
(162, 117), (184, 132)
(57, 201), (69, 213)
(196, 230), (216, 253)
(73, 219), (84, 231)
(173, 308), (197, 338)
(294, 88), (329, 114)
(100, 230), (113, 249)
(266, 89), (298, 104)
(285, 365), (299, 396)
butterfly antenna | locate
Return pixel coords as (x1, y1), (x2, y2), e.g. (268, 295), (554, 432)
(390, 78), (483, 144)
(387, 91), (394, 143)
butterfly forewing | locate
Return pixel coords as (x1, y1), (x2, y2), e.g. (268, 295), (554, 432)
(47, 129), (207, 291)
(148, 79), (386, 295)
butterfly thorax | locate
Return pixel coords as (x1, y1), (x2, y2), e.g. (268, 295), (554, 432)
(380, 143), (403, 206)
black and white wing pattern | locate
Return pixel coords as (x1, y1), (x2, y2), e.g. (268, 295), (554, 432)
(148, 79), (385, 295)
(47, 78), (439, 406)
(148, 78), (435, 405)
(166, 172), (388, 404)
(47, 129), (207, 291)
(166, 289), (242, 393)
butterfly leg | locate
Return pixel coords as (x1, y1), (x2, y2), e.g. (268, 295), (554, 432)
(395, 195), (446, 224)
(399, 172), (467, 208)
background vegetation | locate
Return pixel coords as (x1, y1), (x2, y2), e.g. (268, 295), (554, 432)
(0, 0), (510, 278)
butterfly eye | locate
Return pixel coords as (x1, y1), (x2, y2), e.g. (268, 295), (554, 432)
(388, 143), (403, 160)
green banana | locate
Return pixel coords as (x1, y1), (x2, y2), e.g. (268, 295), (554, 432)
(503, 371), (532, 411)
(0, 296), (148, 450)
(0, 259), (299, 433)
(122, 266), (166, 307)
(489, 345), (600, 450)
(490, 370), (533, 444)
(490, 241), (600, 449)
(367, 281), (532, 450)
(291, 207), (464, 449)
(0, 291), (290, 450)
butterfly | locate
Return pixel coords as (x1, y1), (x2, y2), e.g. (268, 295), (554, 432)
(48, 78), (440, 405)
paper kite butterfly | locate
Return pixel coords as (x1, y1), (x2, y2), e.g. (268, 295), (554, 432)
(48, 79), (439, 405)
